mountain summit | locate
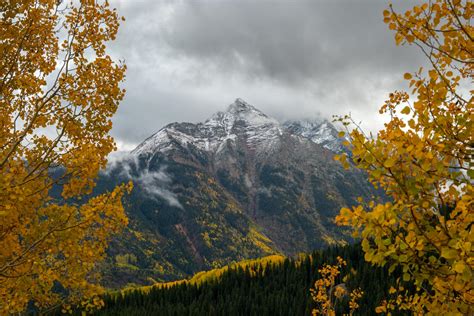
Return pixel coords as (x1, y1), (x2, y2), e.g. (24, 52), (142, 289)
(99, 99), (375, 288)
(132, 99), (343, 157)
(225, 98), (263, 114)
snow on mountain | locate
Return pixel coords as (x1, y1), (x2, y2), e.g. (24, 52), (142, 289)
(283, 119), (345, 152)
(131, 99), (344, 157)
(203, 98), (283, 153)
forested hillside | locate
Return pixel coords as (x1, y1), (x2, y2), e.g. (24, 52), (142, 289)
(61, 244), (406, 316)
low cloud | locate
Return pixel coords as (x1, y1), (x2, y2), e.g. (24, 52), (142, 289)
(104, 154), (183, 209)
(135, 168), (183, 209)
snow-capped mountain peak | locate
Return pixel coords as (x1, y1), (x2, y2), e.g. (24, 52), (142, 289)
(227, 98), (255, 112)
(206, 99), (279, 130)
(132, 99), (281, 156)
(131, 99), (345, 157)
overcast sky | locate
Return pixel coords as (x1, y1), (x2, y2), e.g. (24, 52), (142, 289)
(109, 0), (423, 151)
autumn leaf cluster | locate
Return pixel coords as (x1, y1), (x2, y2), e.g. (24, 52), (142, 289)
(311, 256), (363, 316)
(334, 0), (473, 315)
(0, 0), (130, 314)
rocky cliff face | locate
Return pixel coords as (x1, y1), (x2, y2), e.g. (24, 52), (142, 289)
(97, 99), (375, 287)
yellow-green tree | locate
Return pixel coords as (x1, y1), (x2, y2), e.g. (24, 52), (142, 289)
(335, 0), (472, 314)
(0, 0), (130, 314)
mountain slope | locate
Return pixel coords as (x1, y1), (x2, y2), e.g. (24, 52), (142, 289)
(97, 99), (377, 288)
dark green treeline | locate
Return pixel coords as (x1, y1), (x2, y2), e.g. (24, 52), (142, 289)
(82, 244), (404, 316)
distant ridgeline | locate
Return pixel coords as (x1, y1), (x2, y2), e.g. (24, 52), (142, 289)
(54, 244), (408, 316)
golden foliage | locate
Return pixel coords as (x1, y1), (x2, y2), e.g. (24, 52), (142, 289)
(335, 0), (473, 314)
(248, 226), (275, 254)
(0, 0), (129, 314)
(132, 255), (286, 296)
(311, 257), (363, 316)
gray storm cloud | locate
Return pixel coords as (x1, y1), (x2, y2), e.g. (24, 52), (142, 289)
(156, 1), (420, 83)
(110, 0), (426, 150)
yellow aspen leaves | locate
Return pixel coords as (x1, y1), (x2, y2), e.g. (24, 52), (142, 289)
(0, 0), (129, 314)
(400, 106), (411, 115)
(334, 0), (473, 314)
(311, 257), (363, 316)
(383, 157), (397, 169)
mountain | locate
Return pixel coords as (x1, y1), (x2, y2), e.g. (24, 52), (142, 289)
(132, 98), (283, 157)
(96, 99), (377, 288)
(132, 99), (346, 157)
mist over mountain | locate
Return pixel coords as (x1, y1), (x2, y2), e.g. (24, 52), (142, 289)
(97, 99), (377, 288)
